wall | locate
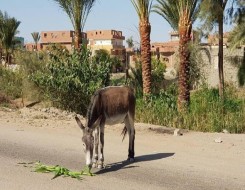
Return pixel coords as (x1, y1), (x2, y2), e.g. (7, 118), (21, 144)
(200, 46), (244, 88)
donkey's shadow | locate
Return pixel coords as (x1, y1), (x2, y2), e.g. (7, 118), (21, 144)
(95, 152), (174, 174)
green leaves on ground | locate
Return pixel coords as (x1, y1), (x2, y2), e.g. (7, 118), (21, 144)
(18, 161), (95, 180)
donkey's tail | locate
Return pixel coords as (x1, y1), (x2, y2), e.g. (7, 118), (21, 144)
(121, 126), (127, 142)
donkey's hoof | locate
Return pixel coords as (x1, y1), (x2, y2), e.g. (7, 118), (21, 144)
(97, 164), (103, 169)
(128, 157), (135, 162)
(92, 163), (97, 168)
(97, 162), (104, 169)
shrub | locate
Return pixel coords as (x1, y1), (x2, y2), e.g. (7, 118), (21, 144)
(129, 57), (166, 96)
(29, 46), (112, 115)
(136, 84), (245, 133)
(0, 65), (22, 99)
(15, 50), (48, 101)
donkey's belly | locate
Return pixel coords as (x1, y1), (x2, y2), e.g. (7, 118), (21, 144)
(105, 113), (127, 125)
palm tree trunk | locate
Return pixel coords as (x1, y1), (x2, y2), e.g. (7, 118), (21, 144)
(177, 17), (192, 111)
(140, 20), (152, 96)
(74, 29), (82, 50)
(218, 14), (224, 99)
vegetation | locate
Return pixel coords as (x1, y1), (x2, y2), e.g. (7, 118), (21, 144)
(53, 0), (96, 49)
(0, 11), (21, 64)
(129, 57), (166, 96)
(199, 0), (244, 99)
(131, 0), (153, 96)
(136, 84), (245, 133)
(31, 32), (40, 51)
(0, 65), (22, 99)
(126, 36), (134, 48)
(227, 0), (245, 49)
(0, 3), (245, 134)
(153, 0), (201, 111)
(18, 162), (94, 180)
(29, 45), (111, 115)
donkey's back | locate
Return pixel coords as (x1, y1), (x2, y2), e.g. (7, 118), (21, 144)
(100, 86), (135, 125)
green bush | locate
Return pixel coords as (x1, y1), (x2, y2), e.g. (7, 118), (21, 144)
(0, 65), (22, 99)
(29, 46), (111, 115)
(129, 57), (166, 96)
(15, 50), (48, 101)
(136, 85), (245, 133)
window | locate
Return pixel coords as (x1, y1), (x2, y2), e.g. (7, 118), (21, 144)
(44, 33), (47, 38)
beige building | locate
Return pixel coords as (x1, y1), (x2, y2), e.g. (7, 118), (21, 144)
(25, 30), (126, 60)
(207, 32), (230, 45)
(87, 29), (125, 58)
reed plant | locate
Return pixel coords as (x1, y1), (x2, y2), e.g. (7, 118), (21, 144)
(136, 84), (245, 133)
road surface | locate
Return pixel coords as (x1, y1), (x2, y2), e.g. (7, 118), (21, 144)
(0, 109), (245, 190)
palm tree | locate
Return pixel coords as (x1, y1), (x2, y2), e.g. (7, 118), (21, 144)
(0, 11), (21, 64)
(153, 0), (201, 111)
(126, 36), (134, 48)
(227, 0), (245, 49)
(153, 0), (179, 30)
(31, 32), (40, 51)
(199, 0), (228, 99)
(131, 0), (153, 96)
(199, 0), (244, 98)
(228, 24), (245, 49)
(53, 0), (96, 50)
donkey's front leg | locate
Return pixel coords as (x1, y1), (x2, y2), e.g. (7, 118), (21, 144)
(92, 127), (99, 168)
(97, 125), (105, 169)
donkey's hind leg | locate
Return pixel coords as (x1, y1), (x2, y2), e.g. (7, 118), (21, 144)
(124, 115), (135, 162)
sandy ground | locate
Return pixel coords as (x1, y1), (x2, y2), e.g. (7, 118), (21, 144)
(0, 106), (245, 190)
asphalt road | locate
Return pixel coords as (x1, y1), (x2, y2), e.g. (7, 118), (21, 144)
(0, 118), (245, 190)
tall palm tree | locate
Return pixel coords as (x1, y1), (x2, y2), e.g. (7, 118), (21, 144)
(31, 32), (40, 51)
(131, 0), (153, 96)
(153, 0), (201, 111)
(199, 0), (243, 98)
(53, 0), (96, 50)
(0, 11), (21, 64)
(199, 0), (228, 99)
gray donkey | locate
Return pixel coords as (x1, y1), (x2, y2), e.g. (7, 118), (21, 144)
(75, 86), (136, 169)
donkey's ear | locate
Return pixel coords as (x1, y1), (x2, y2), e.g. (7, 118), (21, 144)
(75, 116), (85, 131)
(91, 115), (102, 129)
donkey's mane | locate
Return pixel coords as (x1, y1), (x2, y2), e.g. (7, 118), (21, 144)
(86, 88), (103, 127)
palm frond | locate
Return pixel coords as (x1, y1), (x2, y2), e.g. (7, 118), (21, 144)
(53, 0), (96, 31)
(0, 10), (21, 51)
(131, 0), (153, 21)
(152, 0), (201, 31)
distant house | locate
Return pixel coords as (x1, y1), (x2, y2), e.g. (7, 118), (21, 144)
(87, 29), (125, 59)
(207, 32), (230, 45)
(25, 29), (126, 58)
(25, 30), (87, 51)
(150, 31), (244, 88)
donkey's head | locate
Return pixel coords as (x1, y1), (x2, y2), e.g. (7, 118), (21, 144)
(75, 116), (101, 167)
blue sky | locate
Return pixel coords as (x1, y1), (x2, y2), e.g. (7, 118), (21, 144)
(1, 0), (232, 45)
(0, 0), (173, 44)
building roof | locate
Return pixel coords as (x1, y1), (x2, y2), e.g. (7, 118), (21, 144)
(87, 30), (125, 40)
(151, 41), (179, 53)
